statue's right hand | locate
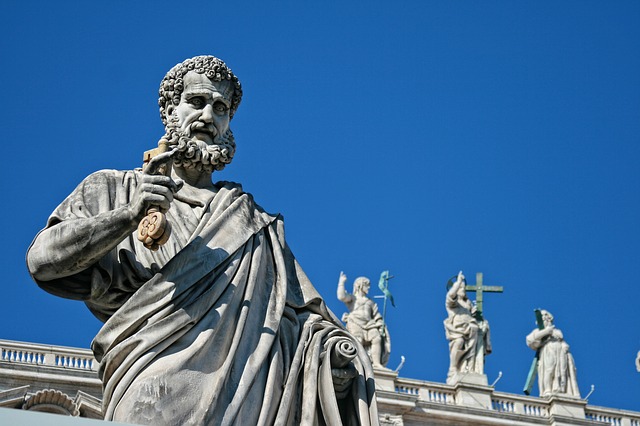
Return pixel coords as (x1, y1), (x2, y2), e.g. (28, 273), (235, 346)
(128, 173), (182, 221)
(339, 271), (347, 284)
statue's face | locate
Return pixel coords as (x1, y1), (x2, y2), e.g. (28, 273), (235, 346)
(170, 71), (232, 145)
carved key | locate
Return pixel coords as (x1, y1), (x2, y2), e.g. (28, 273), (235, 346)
(137, 138), (172, 251)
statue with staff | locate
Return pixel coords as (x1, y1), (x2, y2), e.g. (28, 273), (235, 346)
(444, 271), (502, 384)
(337, 271), (394, 369)
(524, 309), (580, 397)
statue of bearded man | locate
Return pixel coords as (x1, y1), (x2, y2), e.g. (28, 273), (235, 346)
(27, 55), (379, 425)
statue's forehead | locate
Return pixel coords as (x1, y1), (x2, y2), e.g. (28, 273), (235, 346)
(183, 71), (233, 101)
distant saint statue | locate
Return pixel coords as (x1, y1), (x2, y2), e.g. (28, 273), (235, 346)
(474, 318), (492, 376)
(337, 272), (391, 369)
(526, 310), (580, 397)
(636, 350), (640, 373)
(26, 55), (379, 425)
(444, 271), (492, 383)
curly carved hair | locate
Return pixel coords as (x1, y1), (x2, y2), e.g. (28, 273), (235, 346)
(158, 55), (243, 125)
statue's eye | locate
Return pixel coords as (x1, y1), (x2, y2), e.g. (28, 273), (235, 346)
(213, 102), (228, 114)
(190, 97), (205, 108)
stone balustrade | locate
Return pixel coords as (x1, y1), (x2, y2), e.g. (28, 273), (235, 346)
(384, 371), (640, 426)
(0, 339), (97, 372)
(1, 339), (640, 425)
(584, 406), (640, 426)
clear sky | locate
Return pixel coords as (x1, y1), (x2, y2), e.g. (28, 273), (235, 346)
(1, 0), (639, 413)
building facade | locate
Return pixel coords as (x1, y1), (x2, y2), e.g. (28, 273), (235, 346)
(1, 339), (638, 425)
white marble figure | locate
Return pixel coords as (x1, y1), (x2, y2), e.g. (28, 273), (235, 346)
(474, 318), (492, 376)
(337, 272), (391, 368)
(526, 310), (580, 398)
(27, 55), (379, 425)
(636, 350), (640, 373)
(444, 271), (492, 383)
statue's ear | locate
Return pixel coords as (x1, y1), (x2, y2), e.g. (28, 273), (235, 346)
(165, 105), (175, 121)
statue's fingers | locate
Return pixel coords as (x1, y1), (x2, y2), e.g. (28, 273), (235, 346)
(172, 178), (184, 193)
(145, 148), (178, 175)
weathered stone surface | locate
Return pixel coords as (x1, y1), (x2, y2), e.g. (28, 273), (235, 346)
(337, 272), (391, 368)
(526, 310), (580, 398)
(4, 339), (640, 425)
(26, 55), (378, 425)
(444, 271), (492, 384)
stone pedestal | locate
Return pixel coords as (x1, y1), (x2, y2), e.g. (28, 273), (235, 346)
(451, 373), (493, 409)
(373, 367), (398, 392)
(449, 372), (488, 386)
(547, 394), (587, 423)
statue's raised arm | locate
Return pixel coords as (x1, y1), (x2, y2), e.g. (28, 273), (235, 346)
(444, 270), (481, 383)
(337, 273), (391, 369)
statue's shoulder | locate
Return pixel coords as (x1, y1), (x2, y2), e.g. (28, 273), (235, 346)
(214, 180), (281, 221)
(75, 169), (139, 194)
(83, 168), (138, 182)
(215, 180), (244, 193)
(215, 180), (258, 206)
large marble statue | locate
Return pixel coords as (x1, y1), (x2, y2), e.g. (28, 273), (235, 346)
(337, 272), (390, 369)
(27, 55), (379, 425)
(526, 310), (580, 397)
(444, 271), (492, 383)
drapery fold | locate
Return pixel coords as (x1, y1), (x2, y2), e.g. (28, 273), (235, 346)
(30, 170), (378, 425)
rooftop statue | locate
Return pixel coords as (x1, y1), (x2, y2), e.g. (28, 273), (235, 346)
(337, 272), (391, 369)
(526, 310), (580, 398)
(26, 55), (378, 425)
(444, 271), (492, 384)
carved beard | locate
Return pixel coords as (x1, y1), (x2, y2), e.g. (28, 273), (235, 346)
(164, 123), (236, 173)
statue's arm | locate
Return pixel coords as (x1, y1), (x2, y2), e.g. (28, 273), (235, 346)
(336, 271), (354, 305)
(525, 326), (553, 350)
(446, 272), (464, 306)
(28, 154), (180, 282)
(27, 207), (140, 281)
(525, 330), (541, 350)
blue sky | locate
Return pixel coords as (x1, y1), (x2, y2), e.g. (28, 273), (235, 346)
(2, 1), (639, 412)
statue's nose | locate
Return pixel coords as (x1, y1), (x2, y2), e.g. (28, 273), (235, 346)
(200, 104), (214, 122)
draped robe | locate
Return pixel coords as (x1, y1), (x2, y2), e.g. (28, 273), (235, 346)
(29, 170), (378, 426)
(526, 328), (580, 397)
(443, 291), (479, 376)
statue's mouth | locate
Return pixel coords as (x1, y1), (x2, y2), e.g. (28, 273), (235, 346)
(192, 131), (214, 144)
(189, 122), (217, 144)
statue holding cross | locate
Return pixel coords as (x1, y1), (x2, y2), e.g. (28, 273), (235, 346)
(444, 271), (503, 384)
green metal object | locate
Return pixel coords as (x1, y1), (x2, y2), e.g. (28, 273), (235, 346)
(378, 270), (395, 307)
(377, 270), (395, 337)
(447, 272), (503, 321)
(523, 309), (545, 395)
(467, 272), (503, 320)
